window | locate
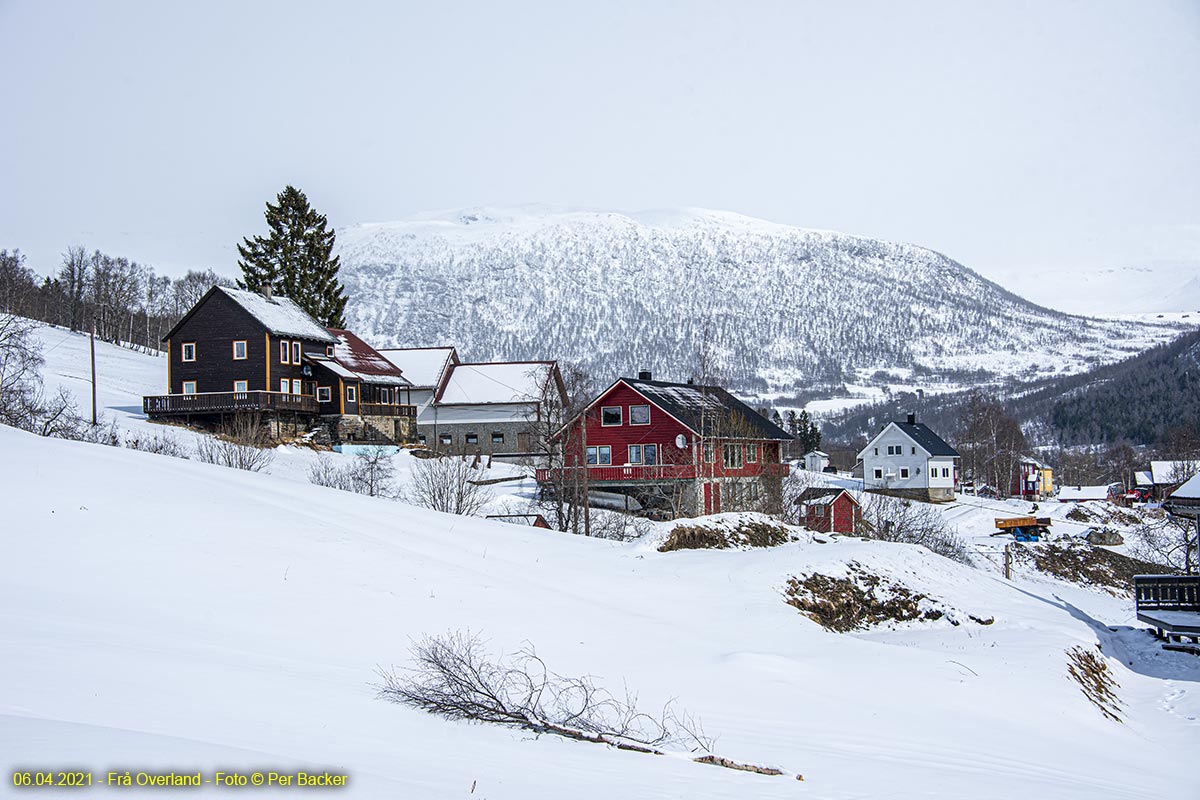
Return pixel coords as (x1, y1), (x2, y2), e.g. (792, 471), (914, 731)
(280, 378), (289, 393)
(629, 404), (650, 425)
(587, 445), (612, 465)
(887, 445), (902, 456)
(291, 379), (302, 395)
(440, 433), (452, 446)
(232, 340), (247, 360)
(874, 447), (879, 456)
(417, 434), (427, 445)
(874, 469), (883, 480)
(291, 341), (301, 364)
(628, 445), (642, 464)
(644, 444), (658, 466)
(703, 442), (715, 463)
(346, 385), (357, 403)
(601, 406), (622, 426)
(280, 341), (290, 364)
(746, 443), (758, 463)
(316, 386), (331, 403)
(491, 431), (504, 444)
(723, 444), (744, 470)
(911, 446), (916, 455)
(182, 380), (196, 395)
(326, 345), (335, 357)
(181, 342), (196, 362)
(900, 467), (910, 479)
(466, 433), (478, 445)
(943, 467), (951, 478)
(234, 380), (248, 393)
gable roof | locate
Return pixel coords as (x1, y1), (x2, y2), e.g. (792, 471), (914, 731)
(1150, 460), (1200, 486)
(162, 285), (337, 343)
(594, 377), (792, 441)
(861, 419), (959, 459)
(1058, 484), (1119, 501)
(795, 487), (860, 507)
(436, 361), (558, 405)
(377, 347), (458, 388)
(321, 329), (411, 386)
(1169, 472), (1200, 501)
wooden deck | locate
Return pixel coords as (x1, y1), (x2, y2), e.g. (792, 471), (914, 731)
(358, 402), (416, 418)
(1135, 575), (1200, 647)
(143, 390), (319, 417)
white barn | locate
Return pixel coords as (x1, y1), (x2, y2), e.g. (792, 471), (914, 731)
(858, 414), (959, 502)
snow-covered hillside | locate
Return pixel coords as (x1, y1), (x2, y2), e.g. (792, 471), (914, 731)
(336, 206), (1184, 392)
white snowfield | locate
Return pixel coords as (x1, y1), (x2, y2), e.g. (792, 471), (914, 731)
(3, 324), (1198, 798)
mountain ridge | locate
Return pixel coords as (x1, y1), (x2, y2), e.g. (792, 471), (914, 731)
(336, 206), (1181, 393)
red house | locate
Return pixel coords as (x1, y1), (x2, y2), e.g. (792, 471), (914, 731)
(796, 488), (862, 534)
(536, 372), (793, 516)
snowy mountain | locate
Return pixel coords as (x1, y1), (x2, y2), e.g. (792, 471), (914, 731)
(336, 206), (1182, 393)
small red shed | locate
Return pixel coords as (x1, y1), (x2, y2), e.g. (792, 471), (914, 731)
(797, 488), (862, 534)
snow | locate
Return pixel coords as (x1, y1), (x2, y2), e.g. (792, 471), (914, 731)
(376, 347), (455, 388)
(438, 362), (551, 405)
(1150, 460), (1200, 485)
(3, 426), (1200, 799)
(218, 287), (337, 343)
(9, 324), (1200, 798)
(1058, 485), (1117, 502)
(1169, 472), (1200, 500)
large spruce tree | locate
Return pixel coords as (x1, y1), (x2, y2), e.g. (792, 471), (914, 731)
(237, 185), (348, 327)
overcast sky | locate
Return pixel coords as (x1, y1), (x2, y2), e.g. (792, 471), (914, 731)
(2, 0), (1198, 286)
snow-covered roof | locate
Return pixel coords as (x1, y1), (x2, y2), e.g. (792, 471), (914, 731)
(1150, 460), (1200, 485)
(805, 450), (829, 458)
(218, 287), (338, 343)
(1019, 454), (1048, 468)
(326, 329), (411, 386)
(618, 378), (792, 441)
(1057, 485), (1117, 501)
(438, 362), (555, 405)
(1170, 472), (1200, 501)
(378, 347), (457, 388)
(1134, 470), (1153, 487)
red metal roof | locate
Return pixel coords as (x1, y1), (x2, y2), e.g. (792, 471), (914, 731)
(326, 329), (409, 382)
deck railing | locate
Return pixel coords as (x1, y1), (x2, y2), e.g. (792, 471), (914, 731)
(143, 390), (319, 416)
(358, 402), (417, 418)
(534, 461), (789, 483)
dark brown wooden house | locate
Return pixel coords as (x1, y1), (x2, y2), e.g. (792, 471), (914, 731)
(144, 286), (338, 421)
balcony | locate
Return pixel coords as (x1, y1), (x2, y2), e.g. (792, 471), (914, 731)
(358, 402), (417, 418)
(143, 390), (319, 417)
(534, 461), (789, 484)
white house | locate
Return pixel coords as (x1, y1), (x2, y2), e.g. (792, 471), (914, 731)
(858, 414), (959, 501)
(803, 450), (830, 473)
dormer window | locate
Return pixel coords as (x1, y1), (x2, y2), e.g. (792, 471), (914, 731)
(326, 345), (335, 357)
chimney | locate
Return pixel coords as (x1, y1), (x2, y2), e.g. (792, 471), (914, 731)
(907, 413), (916, 425)
(263, 284), (273, 301)
(686, 377), (694, 385)
(638, 370), (652, 381)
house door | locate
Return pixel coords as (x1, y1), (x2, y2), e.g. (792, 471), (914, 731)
(703, 482), (721, 515)
(517, 432), (530, 452)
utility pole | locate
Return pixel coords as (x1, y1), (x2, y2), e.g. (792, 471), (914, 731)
(90, 318), (98, 426)
(1003, 543), (1012, 581)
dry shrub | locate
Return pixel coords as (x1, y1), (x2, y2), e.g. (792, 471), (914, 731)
(784, 562), (993, 633)
(1066, 645), (1122, 722)
(1013, 541), (1166, 594)
(658, 518), (790, 552)
(194, 412), (274, 472)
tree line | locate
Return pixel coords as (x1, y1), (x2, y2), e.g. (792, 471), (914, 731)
(0, 246), (232, 352)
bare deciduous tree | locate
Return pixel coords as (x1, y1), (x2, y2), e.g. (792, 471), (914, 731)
(405, 455), (493, 516)
(309, 448), (397, 498)
(859, 493), (973, 564)
(1130, 512), (1199, 575)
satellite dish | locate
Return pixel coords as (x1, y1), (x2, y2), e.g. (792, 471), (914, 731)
(675, 434), (687, 449)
